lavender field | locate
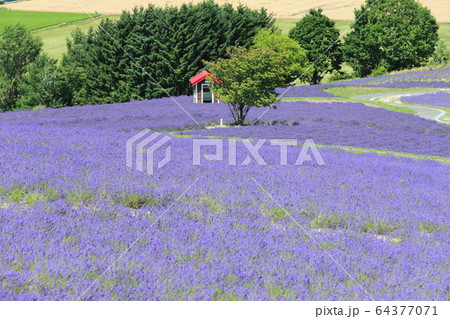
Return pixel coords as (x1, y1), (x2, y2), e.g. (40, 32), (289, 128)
(323, 68), (450, 88)
(401, 91), (450, 108)
(3, 97), (449, 157)
(185, 101), (450, 157)
(0, 81), (449, 301)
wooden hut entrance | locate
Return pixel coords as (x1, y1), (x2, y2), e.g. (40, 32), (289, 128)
(189, 70), (221, 103)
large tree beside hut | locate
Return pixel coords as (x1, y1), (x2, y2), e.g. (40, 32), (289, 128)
(206, 47), (289, 125)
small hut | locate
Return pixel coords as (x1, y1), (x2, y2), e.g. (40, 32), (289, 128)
(189, 70), (221, 103)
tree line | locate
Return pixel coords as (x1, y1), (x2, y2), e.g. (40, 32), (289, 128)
(0, 1), (274, 111)
(0, 0), (446, 112)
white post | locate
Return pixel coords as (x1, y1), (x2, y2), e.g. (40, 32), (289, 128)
(193, 84), (197, 103)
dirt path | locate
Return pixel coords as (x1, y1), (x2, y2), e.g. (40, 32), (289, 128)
(353, 90), (450, 124)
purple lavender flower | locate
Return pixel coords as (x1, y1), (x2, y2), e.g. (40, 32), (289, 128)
(323, 68), (450, 88)
(275, 85), (343, 98)
(0, 68), (448, 301)
(401, 91), (450, 107)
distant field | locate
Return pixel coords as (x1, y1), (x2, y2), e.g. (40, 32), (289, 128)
(276, 19), (352, 35)
(439, 23), (450, 49)
(3, 0), (449, 22)
(0, 10), (91, 33)
(34, 15), (119, 60)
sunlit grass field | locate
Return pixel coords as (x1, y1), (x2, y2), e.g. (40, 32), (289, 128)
(0, 10), (91, 33)
(34, 15), (119, 60)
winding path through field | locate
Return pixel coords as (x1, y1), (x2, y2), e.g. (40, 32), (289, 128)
(353, 90), (450, 124)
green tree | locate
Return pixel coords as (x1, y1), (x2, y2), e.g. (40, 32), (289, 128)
(63, 1), (275, 105)
(62, 19), (130, 106)
(344, 0), (439, 77)
(61, 28), (89, 106)
(205, 47), (286, 125)
(18, 54), (67, 109)
(252, 29), (310, 85)
(289, 9), (343, 84)
(0, 24), (42, 111)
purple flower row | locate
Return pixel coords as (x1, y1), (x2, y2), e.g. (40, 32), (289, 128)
(401, 91), (450, 108)
(275, 85), (343, 98)
(185, 101), (450, 157)
(2, 96), (448, 158)
(323, 68), (450, 88)
(0, 96), (231, 132)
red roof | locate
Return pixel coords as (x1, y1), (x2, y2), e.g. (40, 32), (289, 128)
(189, 70), (222, 86)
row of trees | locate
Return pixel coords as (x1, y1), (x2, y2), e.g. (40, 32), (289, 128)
(0, 1), (274, 111)
(288, 0), (441, 83)
(207, 0), (443, 124)
(0, 0), (445, 112)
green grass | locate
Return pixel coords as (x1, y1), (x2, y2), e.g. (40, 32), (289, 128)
(274, 19), (297, 35)
(310, 214), (349, 230)
(438, 23), (450, 50)
(363, 220), (399, 235)
(324, 86), (438, 98)
(418, 222), (448, 234)
(261, 206), (288, 222)
(187, 135), (450, 164)
(320, 144), (450, 164)
(0, 10), (92, 33)
(275, 19), (352, 35)
(283, 96), (418, 115)
(33, 15), (120, 60)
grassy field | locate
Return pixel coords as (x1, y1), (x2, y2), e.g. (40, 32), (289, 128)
(0, 10), (92, 33)
(438, 23), (450, 49)
(34, 15), (119, 60)
(275, 19), (352, 35)
(324, 86), (439, 98)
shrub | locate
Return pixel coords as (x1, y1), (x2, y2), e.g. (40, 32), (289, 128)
(328, 70), (354, 83)
(370, 65), (389, 77)
(428, 41), (450, 65)
(32, 104), (46, 111)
